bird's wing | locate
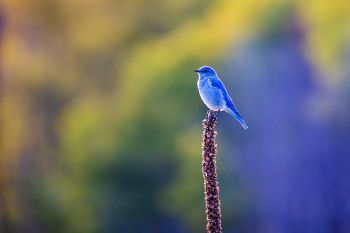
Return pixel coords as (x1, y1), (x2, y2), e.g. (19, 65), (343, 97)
(209, 77), (232, 104)
(209, 76), (226, 92)
(210, 77), (239, 111)
(210, 76), (248, 129)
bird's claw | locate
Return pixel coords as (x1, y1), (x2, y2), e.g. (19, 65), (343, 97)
(206, 110), (220, 120)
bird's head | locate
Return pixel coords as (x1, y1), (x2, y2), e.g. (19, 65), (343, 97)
(194, 66), (217, 78)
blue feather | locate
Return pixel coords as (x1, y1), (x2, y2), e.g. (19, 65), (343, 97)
(195, 66), (248, 130)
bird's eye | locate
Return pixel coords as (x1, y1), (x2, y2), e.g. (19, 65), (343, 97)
(203, 70), (208, 73)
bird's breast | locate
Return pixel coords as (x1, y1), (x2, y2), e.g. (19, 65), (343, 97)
(197, 77), (225, 111)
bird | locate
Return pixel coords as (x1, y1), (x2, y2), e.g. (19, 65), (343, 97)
(195, 66), (248, 129)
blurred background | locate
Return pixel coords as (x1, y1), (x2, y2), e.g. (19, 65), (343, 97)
(1, 0), (350, 232)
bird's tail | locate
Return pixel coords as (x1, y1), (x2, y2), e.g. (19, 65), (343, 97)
(226, 108), (248, 130)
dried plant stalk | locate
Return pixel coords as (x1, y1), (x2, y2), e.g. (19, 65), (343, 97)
(201, 110), (222, 233)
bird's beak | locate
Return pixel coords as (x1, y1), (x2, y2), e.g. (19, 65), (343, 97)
(194, 69), (199, 73)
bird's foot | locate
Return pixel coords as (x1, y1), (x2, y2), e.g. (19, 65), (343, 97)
(206, 110), (211, 120)
(214, 110), (220, 120)
(206, 110), (220, 121)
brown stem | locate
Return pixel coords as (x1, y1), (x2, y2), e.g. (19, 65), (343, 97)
(202, 110), (222, 233)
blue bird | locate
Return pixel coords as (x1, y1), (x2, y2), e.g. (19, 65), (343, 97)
(195, 66), (248, 129)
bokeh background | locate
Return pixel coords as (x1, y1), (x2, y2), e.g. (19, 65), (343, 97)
(1, 0), (350, 233)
